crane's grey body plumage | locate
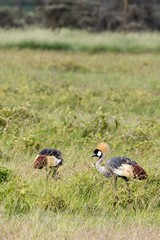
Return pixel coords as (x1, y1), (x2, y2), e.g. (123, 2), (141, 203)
(92, 142), (147, 194)
(39, 148), (62, 160)
(106, 157), (137, 170)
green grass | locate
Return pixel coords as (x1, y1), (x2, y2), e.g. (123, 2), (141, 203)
(0, 30), (160, 239)
(0, 28), (160, 53)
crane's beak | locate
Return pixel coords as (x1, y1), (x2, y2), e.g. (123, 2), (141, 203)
(91, 154), (97, 158)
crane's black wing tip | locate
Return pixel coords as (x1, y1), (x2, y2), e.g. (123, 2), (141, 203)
(39, 148), (62, 157)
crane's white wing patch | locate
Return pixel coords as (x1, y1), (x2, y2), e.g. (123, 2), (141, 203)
(47, 156), (56, 167)
(47, 156), (62, 167)
(113, 164), (134, 178)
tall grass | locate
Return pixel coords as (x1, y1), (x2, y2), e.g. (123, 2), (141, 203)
(0, 28), (160, 53)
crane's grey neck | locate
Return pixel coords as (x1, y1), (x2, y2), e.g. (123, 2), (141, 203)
(95, 155), (111, 178)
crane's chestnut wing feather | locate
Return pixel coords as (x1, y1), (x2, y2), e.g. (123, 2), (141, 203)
(34, 155), (47, 169)
(132, 164), (147, 180)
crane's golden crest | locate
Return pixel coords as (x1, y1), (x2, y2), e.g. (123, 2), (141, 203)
(97, 142), (110, 154)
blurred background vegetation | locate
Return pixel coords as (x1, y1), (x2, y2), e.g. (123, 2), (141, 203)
(0, 0), (160, 31)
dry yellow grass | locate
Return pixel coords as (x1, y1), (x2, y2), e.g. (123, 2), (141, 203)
(0, 212), (160, 240)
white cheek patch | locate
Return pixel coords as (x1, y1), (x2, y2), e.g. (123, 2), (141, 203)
(97, 151), (102, 157)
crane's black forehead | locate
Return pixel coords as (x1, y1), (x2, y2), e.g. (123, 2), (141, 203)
(39, 148), (62, 156)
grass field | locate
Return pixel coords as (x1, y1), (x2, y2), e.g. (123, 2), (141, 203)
(0, 29), (160, 239)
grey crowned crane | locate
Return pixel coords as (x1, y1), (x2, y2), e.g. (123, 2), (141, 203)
(34, 148), (63, 179)
(92, 142), (147, 194)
